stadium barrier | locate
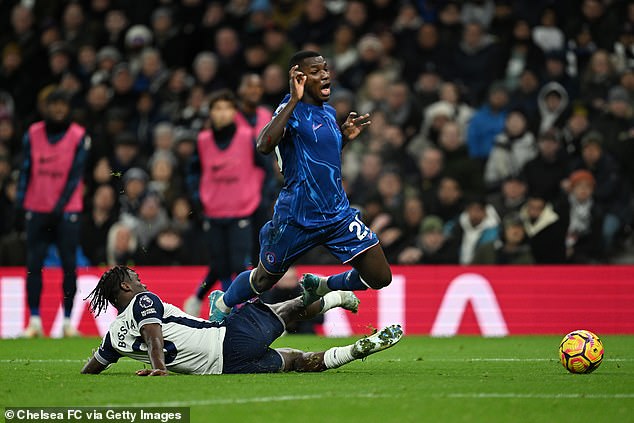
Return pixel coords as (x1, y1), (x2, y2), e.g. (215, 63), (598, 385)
(1, 266), (633, 338)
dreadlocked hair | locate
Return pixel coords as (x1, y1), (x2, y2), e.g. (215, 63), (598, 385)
(84, 265), (132, 316)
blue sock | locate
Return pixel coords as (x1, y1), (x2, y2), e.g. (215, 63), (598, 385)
(30, 307), (40, 317)
(222, 270), (256, 308)
(220, 277), (232, 292)
(64, 308), (72, 318)
(327, 270), (368, 291)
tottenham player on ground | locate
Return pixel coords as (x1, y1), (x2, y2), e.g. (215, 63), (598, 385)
(81, 266), (402, 375)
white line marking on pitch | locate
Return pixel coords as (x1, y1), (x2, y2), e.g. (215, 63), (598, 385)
(105, 394), (394, 408)
(104, 392), (634, 407)
(445, 393), (634, 399)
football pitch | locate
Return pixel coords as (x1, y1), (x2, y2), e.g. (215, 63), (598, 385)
(1, 335), (633, 423)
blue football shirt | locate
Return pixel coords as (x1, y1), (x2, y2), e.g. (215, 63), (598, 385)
(272, 94), (351, 228)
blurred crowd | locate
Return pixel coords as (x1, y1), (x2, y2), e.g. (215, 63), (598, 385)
(1, 0), (633, 267)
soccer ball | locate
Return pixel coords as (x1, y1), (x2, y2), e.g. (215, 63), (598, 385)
(559, 330), (604, 374)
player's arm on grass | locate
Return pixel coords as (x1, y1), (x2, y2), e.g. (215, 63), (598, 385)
(135, 323), (168, 376)
(81, 333), (121, 374)
(81, 355), (108, 374)
(341, 112), (371, 148)
(256, 65), (305, 154)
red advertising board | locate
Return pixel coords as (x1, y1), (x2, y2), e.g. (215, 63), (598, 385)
(1, 266), (633, 338)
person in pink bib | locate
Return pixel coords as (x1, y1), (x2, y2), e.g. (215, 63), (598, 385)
(16, 89), (91, 337)
(183, 89), (267, 316)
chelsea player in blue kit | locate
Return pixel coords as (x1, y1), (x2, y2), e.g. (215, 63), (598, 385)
(209, 51), (393, 322)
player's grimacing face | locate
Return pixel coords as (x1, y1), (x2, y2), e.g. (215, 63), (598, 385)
(299, 56), (331, 103)
(126, 270), (147, 291)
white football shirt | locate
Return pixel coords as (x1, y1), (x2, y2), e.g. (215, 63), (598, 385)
(94, 292), (226, 374)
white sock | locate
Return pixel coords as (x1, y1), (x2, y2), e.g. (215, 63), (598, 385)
(29, 315), (42, 328)
(216, 294), (231, 314)
(320, 291), (342, 314)
(63, 317), (72, 328)
(316, 277), (331, 296)
(324, 345), (356, 369)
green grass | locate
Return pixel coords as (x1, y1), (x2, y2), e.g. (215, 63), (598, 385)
(1, 335), (633, 423)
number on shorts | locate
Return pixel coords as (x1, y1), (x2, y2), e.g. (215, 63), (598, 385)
(349, 215), (369, 241)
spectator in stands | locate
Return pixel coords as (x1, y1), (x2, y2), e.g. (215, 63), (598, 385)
(523, 130), (568, 202)
(445, 195), (500, 265)
(399, 22), (449, 86)
(287, 0), (337, 50)
(537, 81), (569, 134)
(106, 221), (138, 266)
(137, 225), (187, 266)
(110, 62), (136, 111)
(487, 175), (528, 219)
(119, 167), (148, 217)
(147, 150), (181, 208)
(519, 194), (567, 264)
(80, 184), (118, 266)
(484, 109), (537, 192)
(592, 86), (634, 188)
(570, 131), (631, 252)
(508, 69), (540, 128)
(381, 81), (422, 142)
(17, 89), (90, 337)
(560, 104), (591, 161)
(501, 19), (544, 90)
(382, 194), (426, 264)
(427, 176), (465, 223)
(473, 212), (534, 265)
(235, 73), (273, 139)
(110, 132), (143, 176)
(581, 49), (618, 113)
(397, 215), (458, 264)
(452, 21), (500, 104)
(541, 50), (578, 101)
(559, 170), (604, 263)
(261, 63), (287, 109)
(348, 151), (383, 206)
(121, 191), (169, 251)
(151, 122), (174, 154)
(531, 7), (565, 53)
(466, 82), (509, 161)
(438, 121), (484, 196)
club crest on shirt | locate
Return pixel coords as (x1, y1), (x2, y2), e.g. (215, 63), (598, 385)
(139, 295), (154, 308)
(264, 251), (276, 264)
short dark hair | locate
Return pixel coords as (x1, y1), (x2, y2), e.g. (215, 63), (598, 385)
(208, 89), (237, 109)
(288, 50), (321, 70)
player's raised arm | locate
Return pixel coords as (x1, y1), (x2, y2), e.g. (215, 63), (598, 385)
(136, 323), (168, 376)
(256, 65), (305, 154)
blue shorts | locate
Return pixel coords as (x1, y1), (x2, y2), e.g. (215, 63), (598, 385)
(259, 208), (379, 274)
(222, 301), (285, 374)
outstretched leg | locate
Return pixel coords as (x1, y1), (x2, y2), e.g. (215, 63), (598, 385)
(301, 244), (392, 306)
(268, 290), (360, 326)
(276, 324), (403, 372)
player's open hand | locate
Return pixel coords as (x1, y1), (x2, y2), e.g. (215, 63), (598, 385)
(289, 65), (306, 102)
(342, 112), (371, 141)
(136, 368), (168, 376)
